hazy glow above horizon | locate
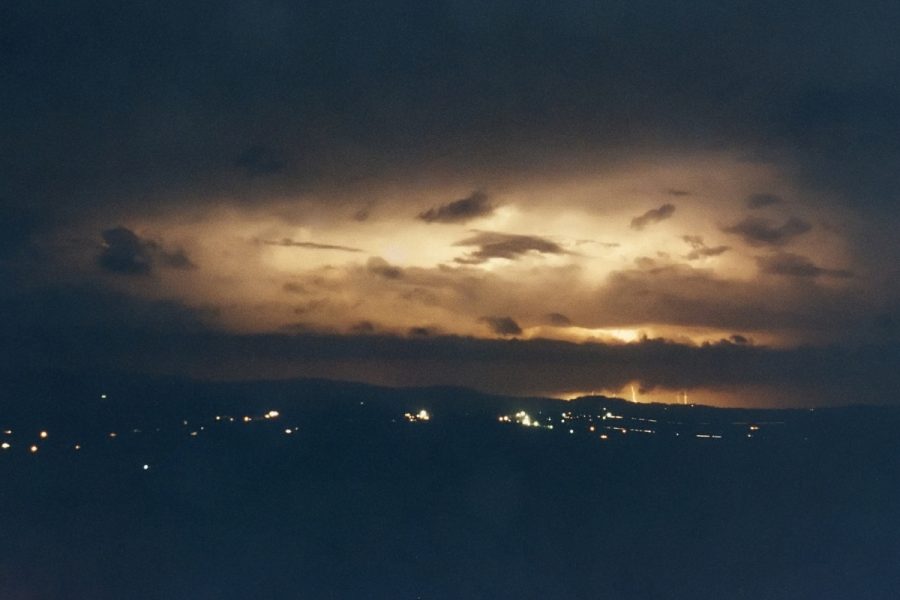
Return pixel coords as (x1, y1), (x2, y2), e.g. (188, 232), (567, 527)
(22, 150), (882, 407)
(57, 153), (856, 347)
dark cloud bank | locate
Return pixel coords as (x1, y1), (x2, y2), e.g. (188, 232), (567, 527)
(1, 286), (898, 407)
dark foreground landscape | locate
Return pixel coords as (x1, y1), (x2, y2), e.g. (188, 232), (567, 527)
(1, 372), (899, 599)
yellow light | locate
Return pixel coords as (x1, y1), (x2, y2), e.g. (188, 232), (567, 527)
(284, 428), (293, 435)
(30, 445), (38, 453)
(266, 410), (280, 419)
(74, 444), (81, 450)
(243, 416), (252, 423)
(109, 432), (117, 438)
(600, 434), (608, 440)
(1, 442), (10, 449)
(39, 430), (48, 439)
(417, 409), (430, 421)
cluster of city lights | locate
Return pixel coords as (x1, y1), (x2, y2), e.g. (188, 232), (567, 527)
(495, 408), (768, 441)
(0, 396), (778, 470)
(0, 406), (296, 462)
(403, 409), (431, 422)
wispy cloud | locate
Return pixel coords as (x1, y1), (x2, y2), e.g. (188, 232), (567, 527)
(419, 191), (495, 224)
(454, 231), (565, 264)
(261, 238), (364, 253)
(721, 216), (811, 246)
(630, 204), (676, 230)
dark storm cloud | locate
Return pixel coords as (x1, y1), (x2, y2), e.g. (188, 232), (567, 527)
(261, 238), (364, 253)
(681, 235), (730, 260)
(2, 0), (900, 408)
(98, 227), (194, 275)
(453, 232), (565, 264)
(630, 204), (676, 230)
(721, 216), (812, 247)
(545, 312), (572, 327)
(479, 316), (523, 336)
(418, 191), (494, 224)
(745, 193), (784, 209)
(3, 0), (900, 228)
(756, 253), (853, 279)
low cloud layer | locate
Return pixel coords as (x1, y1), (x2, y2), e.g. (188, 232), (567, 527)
(480, 316), (523, 336)
(545, 312), (572, 327)
(1, 285), (896, 407)
(367, 257), (404, 279)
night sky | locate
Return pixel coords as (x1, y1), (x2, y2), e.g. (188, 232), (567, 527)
(2, 0), (899, 406)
